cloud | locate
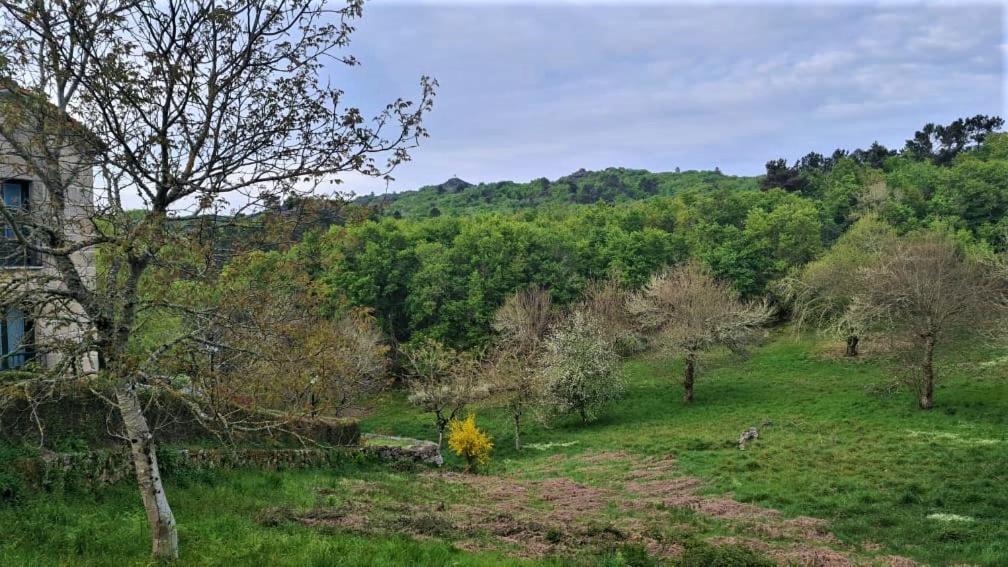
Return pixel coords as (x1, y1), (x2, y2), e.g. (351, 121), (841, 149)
(325, 2), (1004, 196)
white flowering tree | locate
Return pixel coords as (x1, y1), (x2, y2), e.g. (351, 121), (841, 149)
(541, 311), (625, 424)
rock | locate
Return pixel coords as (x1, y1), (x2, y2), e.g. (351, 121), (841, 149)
(738, 427), (759, 450)
(361, 434), (443, 466)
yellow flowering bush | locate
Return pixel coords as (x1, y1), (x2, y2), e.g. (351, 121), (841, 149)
(447, 414), (493, 471)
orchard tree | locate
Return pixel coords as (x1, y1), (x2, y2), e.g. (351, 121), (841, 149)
(403, 338), (485, 448)
(541, 311), (624, 423)
(777, 215), (897, 356)
(632, 262), (772, 402)
(853, 233), (1004, 409)
(0, 0), (433, 559)
(490, 286), (554, 450)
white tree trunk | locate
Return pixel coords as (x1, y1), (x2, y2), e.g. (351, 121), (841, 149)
(116, 384), (179, 560)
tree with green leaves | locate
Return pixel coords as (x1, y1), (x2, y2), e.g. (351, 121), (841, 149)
(777, 215), (897, 356)
(0, 1), (433, 558)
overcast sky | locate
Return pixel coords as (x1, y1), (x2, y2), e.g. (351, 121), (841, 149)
(331, 0), (1004, 196)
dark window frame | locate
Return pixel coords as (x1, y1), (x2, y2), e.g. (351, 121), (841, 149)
(1, 179), (40, 267)
(0, 308), (36, 370)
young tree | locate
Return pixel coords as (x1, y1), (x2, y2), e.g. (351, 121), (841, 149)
(853, 233), (1004, 409)
(490, 286), (554, 450)
(777, 215), (897, 356)
(403, 338), (484, 448)
(632, 262), (772, 402)
(0, 1), (433, 558)
(541, 311), (624, 423)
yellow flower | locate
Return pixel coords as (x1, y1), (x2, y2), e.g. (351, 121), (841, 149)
(447, 414), (493, 470)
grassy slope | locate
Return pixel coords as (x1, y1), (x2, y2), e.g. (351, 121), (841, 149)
(1, 334), (1005, 565)
(363, 334), (1008, 565)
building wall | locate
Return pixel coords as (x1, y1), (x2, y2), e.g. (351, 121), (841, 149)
(0, 131), (99, 373)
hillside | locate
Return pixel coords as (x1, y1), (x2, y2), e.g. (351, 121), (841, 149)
(5, 334), (1005, 565)
(356, 167), (760, 217)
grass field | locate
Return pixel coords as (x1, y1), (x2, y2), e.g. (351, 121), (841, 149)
(1, 333), (1006, 565)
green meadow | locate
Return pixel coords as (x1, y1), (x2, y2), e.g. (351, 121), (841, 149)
(2, 334), (1005, 566)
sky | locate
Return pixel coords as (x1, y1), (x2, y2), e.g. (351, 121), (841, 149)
(331, 0), (1004, 197)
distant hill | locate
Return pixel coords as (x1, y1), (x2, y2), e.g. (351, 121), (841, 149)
(355, 167), (760, 217)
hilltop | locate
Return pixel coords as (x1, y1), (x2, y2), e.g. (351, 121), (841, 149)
(355, 167), (759, 217)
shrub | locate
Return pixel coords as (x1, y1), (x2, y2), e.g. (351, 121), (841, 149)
(541, 312), (625, 423)
(446, 414), (493, 471)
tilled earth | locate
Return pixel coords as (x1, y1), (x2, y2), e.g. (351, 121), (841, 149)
(257, 451), (918, 566)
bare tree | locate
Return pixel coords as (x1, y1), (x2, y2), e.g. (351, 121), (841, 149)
(403, 338), (484, 449)
(777, 215), (896, 356)
(852, 233), (1004, 409)
(0, 1), (433, 558)
(576, 277), (641, 355)
(164, 255), (390, 435)
(632, 262), (772, 402)
(490, 286), (554, 450)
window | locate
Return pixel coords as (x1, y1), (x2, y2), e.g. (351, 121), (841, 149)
(1, 307), (34, 370)
(2, 179), (39, 267)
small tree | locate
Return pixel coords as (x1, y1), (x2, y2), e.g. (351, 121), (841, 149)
(490, 287), (554, 450)
(403, 339), (484, 448)
(446, 414), (493, 472)
(541, 311), (624, 424)
(853, 233), (1004, 409)
(632, 262), (772, 402)
(777, 215), (897, 356)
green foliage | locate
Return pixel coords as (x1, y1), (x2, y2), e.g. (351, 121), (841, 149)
(357, 168), (759, 218)
(2, 336), (1008, 565)
(0, 469), (22, 503)
(317, 188), (824, 349)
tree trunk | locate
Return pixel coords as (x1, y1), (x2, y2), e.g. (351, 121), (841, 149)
(513, 413), (521, 451)
(844, 335), (859, 357)
(919, 334), (936, 410)
(578, 407), (588, 423)
(436, 413), (447, 449)
(683, 352), (696, 403)
(116, 384), (178, 560)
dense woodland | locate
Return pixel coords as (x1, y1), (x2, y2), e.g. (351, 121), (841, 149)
(242, 118), (1008, 352)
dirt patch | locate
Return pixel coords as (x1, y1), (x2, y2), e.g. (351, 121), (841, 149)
(267, 451), (911, 565)
(536, 477), (611, 523)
